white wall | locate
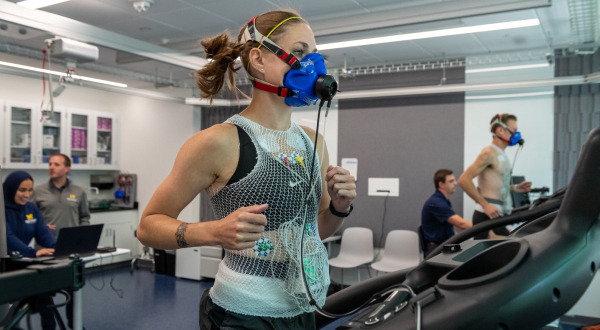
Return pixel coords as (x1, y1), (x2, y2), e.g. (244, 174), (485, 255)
(462, 63), (555, 220)
(0, 72), (200, 227)
(291, 100), (339, 166)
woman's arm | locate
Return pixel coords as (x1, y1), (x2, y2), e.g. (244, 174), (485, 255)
(33, 207), (57, 249)
(319, 159), (356, 239)
(6, 223), (37, 258)
(300, 126), (356, 239)
(137, 124), (267, 251)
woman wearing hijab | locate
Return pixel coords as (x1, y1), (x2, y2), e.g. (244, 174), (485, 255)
(3, 170), (55, 258)
(4, 170), (60, 330)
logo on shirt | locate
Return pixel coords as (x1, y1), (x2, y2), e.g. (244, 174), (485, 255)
(67, 194), (78, 202)
(25, 214), (36, 224)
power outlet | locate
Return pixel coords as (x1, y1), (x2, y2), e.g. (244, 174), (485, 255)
(368, 178), (399, 196)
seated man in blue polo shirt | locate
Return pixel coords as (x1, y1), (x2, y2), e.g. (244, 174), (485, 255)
(421, 169), (472, 256)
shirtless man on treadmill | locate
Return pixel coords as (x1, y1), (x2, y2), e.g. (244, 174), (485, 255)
(458, 114), (531, 239)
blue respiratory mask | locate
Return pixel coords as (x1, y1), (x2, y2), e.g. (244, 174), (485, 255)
(508, 131), (524, 146)
(283, 53), (338, 107)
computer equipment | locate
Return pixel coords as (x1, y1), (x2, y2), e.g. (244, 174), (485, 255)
(511, 175), (530, 207)
(36, 224), (104, 261)
(97, 230), (117, 253)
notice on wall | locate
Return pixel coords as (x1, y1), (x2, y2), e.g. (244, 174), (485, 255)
(341, 158), (358, 181)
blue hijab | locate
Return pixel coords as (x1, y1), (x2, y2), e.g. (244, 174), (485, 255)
(3, 170), (56, 256)
(3, 170), (34, 208)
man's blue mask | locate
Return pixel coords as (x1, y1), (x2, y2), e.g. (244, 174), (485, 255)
(508, 131), (524, 146)
(283, 53), (337, 107)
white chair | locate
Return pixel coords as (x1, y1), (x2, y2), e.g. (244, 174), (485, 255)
(329, 227), (374, 285)
(371, 230), (421, 274)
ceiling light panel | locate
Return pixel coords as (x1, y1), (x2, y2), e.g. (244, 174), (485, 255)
(466, 62), (550, 73)
(318, 19), (540, 50)
(465, 91), (554, 99)
(0, 60), (128, 87)
(17, 0), (69, 9)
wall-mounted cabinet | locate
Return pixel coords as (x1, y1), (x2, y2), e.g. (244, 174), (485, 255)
(41, 109), (65, 164)
(2, 101), (119, 170)
(2, 101), (67, 169)
(94, 113), (118, 169)
(67, 109), (119, 170)
(5, 102), (35, 168)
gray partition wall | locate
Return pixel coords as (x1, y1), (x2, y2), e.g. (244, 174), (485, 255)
(337, 67), (465, 247)
(554, 49), (600, 189)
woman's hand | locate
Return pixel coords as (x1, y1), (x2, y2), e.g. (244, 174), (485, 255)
(325, 165), (356, 214)
(213, 204), (268, 250)
(36, 248), (55, 257)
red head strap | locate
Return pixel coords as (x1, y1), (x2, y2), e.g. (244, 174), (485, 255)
(242, 15), (301, 70)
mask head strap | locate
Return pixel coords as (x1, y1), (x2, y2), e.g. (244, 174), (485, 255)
(492, 114), (511, 133)
(243, 15), (302, 70)
(251, 78), (293, 97)
(492, 114), (509, 143)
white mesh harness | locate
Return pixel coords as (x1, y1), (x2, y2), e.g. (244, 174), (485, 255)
(491, 144), (514, 215)
(207, 114), (330, 317)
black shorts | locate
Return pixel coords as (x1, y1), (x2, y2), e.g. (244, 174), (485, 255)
(472, 210), (510, 239)
(199, 289), (316, 330)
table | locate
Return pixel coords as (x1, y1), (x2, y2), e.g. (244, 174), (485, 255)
(71, 248), (130, 330)
(0, 257), (84, 329)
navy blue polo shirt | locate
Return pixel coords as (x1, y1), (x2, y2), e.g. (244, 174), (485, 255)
(421, 190), (456, 244)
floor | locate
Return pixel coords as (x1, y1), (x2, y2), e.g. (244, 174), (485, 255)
(13, 265), (350, 330)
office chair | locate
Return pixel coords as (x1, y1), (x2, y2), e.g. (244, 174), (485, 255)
(417, 226), (428, 258)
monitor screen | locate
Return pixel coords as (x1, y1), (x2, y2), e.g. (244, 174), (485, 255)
(511, 175), (530, 207)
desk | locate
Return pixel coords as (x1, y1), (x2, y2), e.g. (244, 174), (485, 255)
(70, 248), (130, 330)
(83, 248), (130, 267)
(0, 258), (84, 304)
(0, 257), (84, 329)
(1, 249), (129, 330)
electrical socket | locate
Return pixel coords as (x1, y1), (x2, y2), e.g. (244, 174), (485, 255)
(368, 178), (399, 196)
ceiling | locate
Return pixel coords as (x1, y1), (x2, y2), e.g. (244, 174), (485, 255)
(0, 0), (599, 100)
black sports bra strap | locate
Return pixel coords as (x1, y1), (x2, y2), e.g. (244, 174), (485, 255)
(226, 125), (258, 186)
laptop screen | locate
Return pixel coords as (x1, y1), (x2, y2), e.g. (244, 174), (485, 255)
(53, 224), (104, 258)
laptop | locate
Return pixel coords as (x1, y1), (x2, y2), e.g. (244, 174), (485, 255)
(37, 224), (104, 260)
